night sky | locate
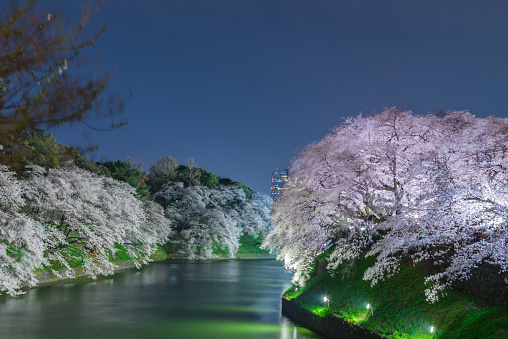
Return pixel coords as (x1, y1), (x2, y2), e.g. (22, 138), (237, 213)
(48, 0), (508, 194)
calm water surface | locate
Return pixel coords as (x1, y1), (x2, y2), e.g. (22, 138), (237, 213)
(0, 259), (320, 338)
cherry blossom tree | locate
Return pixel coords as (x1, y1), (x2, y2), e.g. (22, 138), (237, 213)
(365, 111), (508, 302)
(0, 162), (172, 296)
(155, 182), (272, 259)
(264, 107), (508, 301)
(23, 165), (171, 279)
(243, 192), (273, 236)
(0, 165), (59, 295)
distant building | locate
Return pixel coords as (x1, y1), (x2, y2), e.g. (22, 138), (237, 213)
(271, 167), (290, 200)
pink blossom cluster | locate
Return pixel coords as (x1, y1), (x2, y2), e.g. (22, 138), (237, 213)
(0, 165), (172, 295)
(263, 107), (508, 302)
(154, 182), (272, 259)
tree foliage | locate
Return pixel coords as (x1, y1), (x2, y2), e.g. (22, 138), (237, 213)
(0, 128), (77, 171)
(198, 168), (219, 189)
(148, 156), (219, 192)
(148, 155), (178, 192)
(154, 182), (272, 259)
(0, 163), (172, 295)
(0, 164), (57, 295)
(0, 0), (126, 147)
(24, 165), (171, 273)
(101, 159), (149, 197)
(219, 177), (255, 199)
(263, 108), (508, 302)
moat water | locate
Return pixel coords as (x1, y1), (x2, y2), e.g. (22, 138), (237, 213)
(0, 259), (320, 338)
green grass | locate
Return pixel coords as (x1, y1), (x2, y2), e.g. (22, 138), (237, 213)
(34, 243), (88, 272)
(112, 243), (168, 262)
(212, 243), (230, 255)
(286, 254), (508, 339)
(236, 233), (271, 255)
(110, 243), (133, 262)
(149, 244), (169, 261)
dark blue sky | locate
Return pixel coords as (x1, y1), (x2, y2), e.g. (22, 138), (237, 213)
(48, 0), (508, 193)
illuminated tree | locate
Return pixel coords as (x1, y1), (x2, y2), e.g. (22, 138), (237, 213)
(264, 108), (508, 301)
(155, 182), (272, 259)
(0, 165), (59, 295)
(364, 111), (508, 302)
(0, 161), (172, 296)
(23, 165), (171, 278)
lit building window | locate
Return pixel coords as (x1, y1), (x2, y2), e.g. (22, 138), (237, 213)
(270, 167), (290, 200)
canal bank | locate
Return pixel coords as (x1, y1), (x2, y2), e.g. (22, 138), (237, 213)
(167, 252), (275, 260)
(282, 297), (383, 339)
(30, 260), (142, 287)
(281, 254), (508, 339)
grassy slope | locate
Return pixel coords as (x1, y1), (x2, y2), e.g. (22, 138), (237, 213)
(236, 233), (271, 255)
(285, 254), (508, 339)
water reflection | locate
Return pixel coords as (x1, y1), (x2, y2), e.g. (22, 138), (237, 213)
(0, 260), (319, 338)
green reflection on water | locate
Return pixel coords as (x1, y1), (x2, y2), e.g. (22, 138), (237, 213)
(132, 319), (315, 339)
(191, 304), (279, 313)
(0, 260), (321, 339)
(246, 283), (287, 287)
(226, 296), (278, 302)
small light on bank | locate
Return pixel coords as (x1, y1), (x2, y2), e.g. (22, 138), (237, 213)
(367, 303), (374, 316)
(430, 326), (438, 338)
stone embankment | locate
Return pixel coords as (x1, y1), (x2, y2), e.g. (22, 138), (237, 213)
(451, 263), (508, 306)
(166, 253), (276, 260)
(31, 260), (140, 287)
(282, 297), (384, 339)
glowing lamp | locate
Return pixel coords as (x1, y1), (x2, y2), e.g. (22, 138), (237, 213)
(323, 296), (329, 307)
(367, 303), (374, 316)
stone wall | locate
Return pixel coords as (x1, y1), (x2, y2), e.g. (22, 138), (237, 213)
(451, 263), (508, 306)
(282, 297), (384, 339)
(235, 253), (276, 259)
(31, 260), (140, 287)
(167, 253), (276, 260)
